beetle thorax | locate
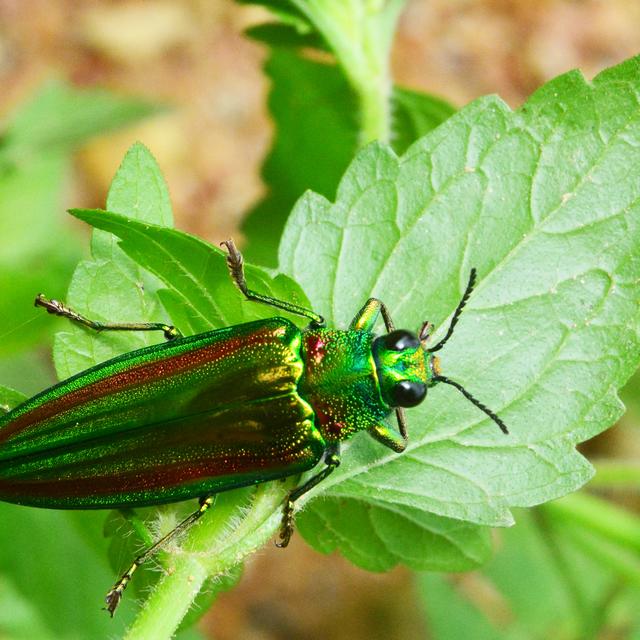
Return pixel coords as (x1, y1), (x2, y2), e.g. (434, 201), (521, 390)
(298, 329), (390, 443)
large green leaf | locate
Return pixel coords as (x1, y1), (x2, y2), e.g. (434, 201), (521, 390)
(70, 206), (489, 573)
(278, 56), (640, 555)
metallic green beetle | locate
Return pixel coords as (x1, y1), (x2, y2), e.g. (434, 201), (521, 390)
(0, 240), (507, 614)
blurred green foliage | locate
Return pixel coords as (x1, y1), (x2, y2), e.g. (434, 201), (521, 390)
(0, 83), (168, 640)
(0, 81), (161, 392)
(241, 48), (455, 266)
(419, 507), (640, 639)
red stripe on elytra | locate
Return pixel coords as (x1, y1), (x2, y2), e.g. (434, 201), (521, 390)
(0, 326), (280, 444)
(0, 449), (309, 501)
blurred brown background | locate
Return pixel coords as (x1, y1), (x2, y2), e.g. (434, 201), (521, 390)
(1, 1), (638, 638)
(3, 0), (639, 246)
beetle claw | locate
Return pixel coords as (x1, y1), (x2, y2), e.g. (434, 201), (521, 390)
(276, 500), (294, 548)
(276, 529), (292, 548)
(105, 570), (132, 617)
(104, 588), (123, 617)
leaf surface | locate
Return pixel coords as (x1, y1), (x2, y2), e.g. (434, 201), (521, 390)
(279, 57), (640, 544)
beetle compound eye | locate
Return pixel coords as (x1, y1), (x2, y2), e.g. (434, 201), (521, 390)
(391, 380), (427, 407)
(383, 329), (421, 351)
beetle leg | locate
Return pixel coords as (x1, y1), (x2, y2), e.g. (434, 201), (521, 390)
(350, 298), (396, 333)
(395, 407), (408, 441)
(105, 496), (214, 617)
(221, 239), (325, 327)
(34, 295), (182, 341)
(276, 444), (341, 548)
(367, 416), (408, 452)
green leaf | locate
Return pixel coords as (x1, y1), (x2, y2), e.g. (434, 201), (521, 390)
(238, 0), (319, 46)
(242, 50), (358, 266)
(418, 574), (503, 640)
(53, 142), (174, 379)
(242, 50), (453, 266)
(68, 209), (312, 333)
(0, 574), (53, 640)
(58, 150), (309, 633)
(0, 504), (136, 638)
(0, 352), (55, 398)
(391, 87), (456, 154)
(0, 154), (83, 357)
(279, 56), (640, 540)
(420, 509), (640, 640)
(620, 367), (640, 421)
(104, 508), (159, 603)
(0, 80), (161, 167)
(543, 493), (640, 558)
(245, 22), (326, 49)
(0, 386), (27, 413)
(0, 82), (160, 356)
(235, 0), (309, 28)
(286, 0), (408, 143)
(298, 498), (491, 572)
(0, 156), (72, 267)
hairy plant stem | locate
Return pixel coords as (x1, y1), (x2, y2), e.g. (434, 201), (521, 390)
(290, 0), (407, 144)
(123, 481), (294, 640)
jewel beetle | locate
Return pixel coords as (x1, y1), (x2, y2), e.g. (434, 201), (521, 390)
(0, 240), (507, 615)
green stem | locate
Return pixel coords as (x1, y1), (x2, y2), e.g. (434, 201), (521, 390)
(356, 76), (392, 144)
(123, 482), (292, 639)
(541, 492), (640, 554)
(559, 523), (640, 588)
(590, 460), (640, 489)
(531, 510), (592, 637)
(291, 0), (407, 144)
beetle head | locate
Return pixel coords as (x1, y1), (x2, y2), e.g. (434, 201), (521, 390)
(371, 269), (509, 434)
(371, 329), (439, 409)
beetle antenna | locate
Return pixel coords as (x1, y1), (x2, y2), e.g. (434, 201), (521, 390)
(427, 269), (477, 353)
(419, 320), (433, 342)
(433, 375), (508, 434)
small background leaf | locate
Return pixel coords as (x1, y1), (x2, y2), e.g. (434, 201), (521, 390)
(69, 209), (313, 333)
(53, 142), (173, 379)
(0, 80), (161, 167)
(419, 509), (640, 639)
(0, 504), (137, 638)
(0, 386), (27, 413)
(0, 81), (159, 368)
(241, 49), (454, 266)
(391, 86), (456, 154)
